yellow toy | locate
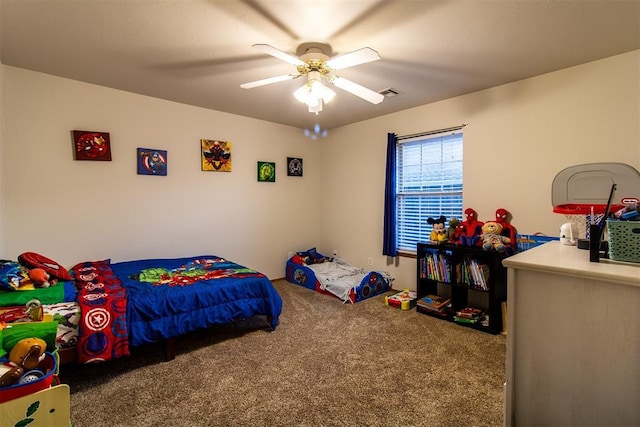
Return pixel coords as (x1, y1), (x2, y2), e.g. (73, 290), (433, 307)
(427, 215), (448, 244)
(9, 337), (46, 370)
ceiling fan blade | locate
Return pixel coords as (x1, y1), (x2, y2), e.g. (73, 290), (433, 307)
(240, 74), (299, 89)
(331, 76), (384, 104)
(326, 47), (380, 71)
(253, 44), (305, 66)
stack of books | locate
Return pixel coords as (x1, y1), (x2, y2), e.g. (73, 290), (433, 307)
(417, 294), (451, 316)
(453, 307), (485, 324)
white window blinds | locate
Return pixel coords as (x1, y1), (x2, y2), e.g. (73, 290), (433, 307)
(396, 131), (463, 252)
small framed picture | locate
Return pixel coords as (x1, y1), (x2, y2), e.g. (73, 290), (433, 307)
(137, 148), (167, 176)
(257, 161), (276, 182)
(287, 157), (303, 177)
(201, 139), (232, 172)
(72, 130), (112, 161)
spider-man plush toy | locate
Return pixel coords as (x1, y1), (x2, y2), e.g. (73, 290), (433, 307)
(459, 208), (484, 246)
(495, 208), (517, 251)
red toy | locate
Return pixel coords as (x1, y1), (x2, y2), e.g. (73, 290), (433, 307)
(459, 208), (484, 246)
(453, 221), (467, 245)
(495, 208), (517, 250)
(28, 268), (51, 288)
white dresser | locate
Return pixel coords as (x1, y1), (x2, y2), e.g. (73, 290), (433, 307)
(503, 241), (640, 426)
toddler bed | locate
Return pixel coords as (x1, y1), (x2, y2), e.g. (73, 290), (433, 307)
(1, 253), (282, 365)
(285, 248), (392, 303)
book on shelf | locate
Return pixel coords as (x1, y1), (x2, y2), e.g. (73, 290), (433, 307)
(421, 252), (452, 282)
(417, 294), (451, 312)
(456, 258), (490, 290)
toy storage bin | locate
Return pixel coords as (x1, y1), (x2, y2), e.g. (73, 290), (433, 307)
(0, 351), (58, 403)
(607, 219), (640, 263)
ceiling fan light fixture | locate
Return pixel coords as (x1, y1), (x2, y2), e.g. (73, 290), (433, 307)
(308, 101), (323, 114)
(293, 84), (324, 113)
(294, 73), (336, 114)
(242, 43), (383, 113)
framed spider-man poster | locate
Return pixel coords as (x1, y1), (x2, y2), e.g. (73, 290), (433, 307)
(137, 148), (167, 176)
(201, 139), (232, 172)
(72, 130), (112, 161)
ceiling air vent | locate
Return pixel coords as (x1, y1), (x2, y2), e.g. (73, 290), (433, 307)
(379, 87), (400, 98)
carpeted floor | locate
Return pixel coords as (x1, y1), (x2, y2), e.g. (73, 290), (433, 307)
(62, 279), (506, 426)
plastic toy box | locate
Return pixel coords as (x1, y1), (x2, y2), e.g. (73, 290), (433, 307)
(385, 289), (417, 310)
(0, 351), (58, 403)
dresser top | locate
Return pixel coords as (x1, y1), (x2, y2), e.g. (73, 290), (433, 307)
(503, 240), (640, 287)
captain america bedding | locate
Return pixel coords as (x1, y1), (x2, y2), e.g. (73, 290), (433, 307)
(71, 255), (283, 364)
(285, 248), (392, 303)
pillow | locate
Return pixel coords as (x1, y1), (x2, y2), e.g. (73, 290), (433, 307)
(18, 252), (72, 281)
(290, 254), (305, 265)
(0, 261), (29, 291)
(296, 247), (323, 264)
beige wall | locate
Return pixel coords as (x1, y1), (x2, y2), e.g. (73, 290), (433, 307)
(0, 63), (4, 256)
(319, 50), (640, 290)
(0, 66), (321, 278)
(1, 51), (638, 285)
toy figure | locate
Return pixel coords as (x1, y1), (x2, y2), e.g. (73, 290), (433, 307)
(27, 268), (51, 288)
(459, 208), (483, 246)
(453, 222), (467, 245)
(481, 221), (511, 252)
(495, 208), (517, 250)
(427, 215), (448, 244)
(447, 218), (460, 242)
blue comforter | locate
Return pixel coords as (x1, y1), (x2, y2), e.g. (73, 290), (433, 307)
(110, 255), (282, 347)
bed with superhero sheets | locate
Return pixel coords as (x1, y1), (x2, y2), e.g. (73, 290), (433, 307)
(285, 248), (393, 303)
(0, 253), (283, 365)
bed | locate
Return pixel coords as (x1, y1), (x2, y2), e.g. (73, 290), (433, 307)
(1, 253), (282, 365)
(285, 248), (392, 303)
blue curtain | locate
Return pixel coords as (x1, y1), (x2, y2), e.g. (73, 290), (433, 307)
(383, 133), (398, 256)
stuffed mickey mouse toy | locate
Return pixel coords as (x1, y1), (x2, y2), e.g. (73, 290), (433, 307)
(427, 215), (448, 244)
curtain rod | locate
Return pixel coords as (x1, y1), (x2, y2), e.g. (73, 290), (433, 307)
(397, 123), (467, 140)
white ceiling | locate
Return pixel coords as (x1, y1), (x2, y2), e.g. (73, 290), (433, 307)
(1, 0), (639, 131)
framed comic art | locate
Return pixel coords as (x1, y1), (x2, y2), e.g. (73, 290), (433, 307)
(137, 148), (167, 176)
(257, 161), (276, 182)
(287, 157), (303, 177)
(72, 130), (112, 161)
(201, 139), (232, 171)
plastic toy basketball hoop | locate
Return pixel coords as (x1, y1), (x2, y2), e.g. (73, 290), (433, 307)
(552, 163), (640, 239)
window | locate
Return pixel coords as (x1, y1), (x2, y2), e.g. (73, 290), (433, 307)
(395, 131), (463, 253)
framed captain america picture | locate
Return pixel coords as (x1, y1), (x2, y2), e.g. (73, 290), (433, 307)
(137, 148), (167, 176)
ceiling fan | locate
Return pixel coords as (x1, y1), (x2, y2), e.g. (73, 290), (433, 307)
(240, 42), (384, 114)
